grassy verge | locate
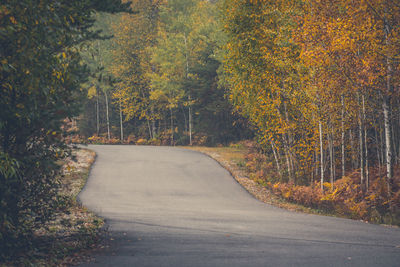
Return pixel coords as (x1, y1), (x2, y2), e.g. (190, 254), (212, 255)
(184, 144), (364, 217)
(3, 148), (105, 266)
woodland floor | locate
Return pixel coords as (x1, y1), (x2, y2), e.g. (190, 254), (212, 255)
(3, 148), (106, 266)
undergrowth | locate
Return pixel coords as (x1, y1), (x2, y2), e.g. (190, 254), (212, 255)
(1, 149), (104, 266)
(244, 143), (400, 226)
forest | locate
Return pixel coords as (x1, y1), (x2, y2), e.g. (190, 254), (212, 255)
(77, 0), (250, 146)
(78, 0), (400, 222)
(221, 0), (400, 223)
(1, 0), (400, 262)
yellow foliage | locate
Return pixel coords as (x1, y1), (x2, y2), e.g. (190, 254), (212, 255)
(323, 182), (332, 190)
(283, 189), (291, 199)
(87, 86), (97, 99)
(136, 138), (147, 145)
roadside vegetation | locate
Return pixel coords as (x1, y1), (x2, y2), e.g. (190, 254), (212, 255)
(74, 0), (400, 226)
(188, 142), (400, 226)
(73, 0), (399, 226)
(2, 0), (400, 264)
(1, 149), (104, 266)
(0, 0), (129, 264)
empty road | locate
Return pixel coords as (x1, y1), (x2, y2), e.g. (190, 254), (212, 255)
(78, 145), (400, 266)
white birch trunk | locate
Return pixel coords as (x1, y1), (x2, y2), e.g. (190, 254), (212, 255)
(105, 91), (111, 140)
(189, 96), (192, 146)
(119, 97), (124, 141)
(358, 99), (365, 187)
(384, 15), (393, 191)
(271, 140), (282, 179)
(383, 97), (393, 186)
(170, 107), (174, 146)
(362, 95), (369, 190)
(96, 90), (100, 136)
(184, 33), (192, 145)
(319, 120), (324, 190)
(341, 95), (345, 177)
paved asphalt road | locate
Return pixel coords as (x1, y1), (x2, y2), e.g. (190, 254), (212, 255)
(78, 145), (400, 267)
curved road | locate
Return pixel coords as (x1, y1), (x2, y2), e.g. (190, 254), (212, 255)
(78, 145), (400, 266)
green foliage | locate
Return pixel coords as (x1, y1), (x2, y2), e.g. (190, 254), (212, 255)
(0, 0), (129, 261)
(77, 0), (251, 145)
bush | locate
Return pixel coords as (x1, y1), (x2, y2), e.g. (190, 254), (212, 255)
(148, 138), (161, 146)
(0, 149), (62, 260)
(136, 138), (148, 145)
(0, 0), (130, 262)
(267, 177), (399, 224)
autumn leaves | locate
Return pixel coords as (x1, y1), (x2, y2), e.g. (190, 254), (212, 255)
(221, 0), (400, 192)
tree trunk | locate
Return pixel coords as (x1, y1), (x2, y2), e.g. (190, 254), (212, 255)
(398, 109), (400, 165)
(284, 101), (296, 183)
(105, 91), (111, 140)
(362, 95), (369, 190)
(391, 121), (396, 168)
(311, 156), (314, 184)
(183, 33), (192, 146)
(119, 97), (124, 141)
(379, 119), (385, 171)
(349, 129), (356, 169)
(147, 119), (152, 140)
(374, 118), (382, 177)
(170, 106), (174, 146)
(271, 140), (282, 179)
(358, 96), (365, 189)
(398, 108), (400, 165)
(315, 143), (319, 184)
(189, 95), (192, 146)
(284, 145), (291, 182)
(319, 120), (324, 190)
(96, 90), (100, 136)
(383, 96), (393, 190)
(328, 131), (334, 187)
(341, 94), (345, 177)
(384, 16), (394, 192)
(182, 106), (188, 134)
(152, 119), (156, 139)
(328, 123), (335, 188)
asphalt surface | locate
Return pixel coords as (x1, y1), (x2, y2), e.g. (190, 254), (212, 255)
(78, 145), (400, 267)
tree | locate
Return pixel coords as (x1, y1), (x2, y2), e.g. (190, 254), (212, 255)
(221, 0), (314, 183)
(111, 0), (162, 140)
(297, 0), (400, 191)
(109, 0), (248, 145)
(0, 0), (130, 259)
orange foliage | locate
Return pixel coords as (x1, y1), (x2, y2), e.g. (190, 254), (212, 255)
(246, 144), (400, 224)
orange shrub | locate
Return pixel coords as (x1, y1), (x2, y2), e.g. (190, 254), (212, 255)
(136, 138), (147, 145)
(267, 176), (400, 223)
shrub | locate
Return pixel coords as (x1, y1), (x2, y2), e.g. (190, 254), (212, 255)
(136, 138), (148, 145)
(267, 177), (399, 223)
(148, 138), (161, 146)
